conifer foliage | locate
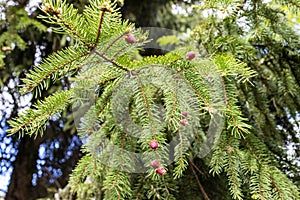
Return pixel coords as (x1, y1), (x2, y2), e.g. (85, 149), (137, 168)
(0, 6), (46, 68)
(8, 0), (300, 199)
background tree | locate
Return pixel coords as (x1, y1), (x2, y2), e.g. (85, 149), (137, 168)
(191, 0), (300, 191)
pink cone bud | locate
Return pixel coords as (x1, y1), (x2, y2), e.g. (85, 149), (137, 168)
(125, 34), (136, 43)
(180, 119), (188, 126)
(151, 160), (159, 168)
(1, 46), (11, 51)
(182, 111), (188, 117)
(186, 51), (196, 60)
(149, 140), (159, 149)
(156, 167), (166, 175)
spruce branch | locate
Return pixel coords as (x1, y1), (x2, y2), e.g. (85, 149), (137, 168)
(93, 2), (110, 48)
(270, 174), (284, 200)
(168, 91), (177, 123)
(21, 46), (90, 94)
(69, 154), (104, 194)
(40, 1), (92, 46)
(54, 12), (89, 46)
(221, 76), (252, 137)
(93, 50), (130, 71)
(188, 159), (204, 175)
(181, 67), (210, 107)
(71, 155), (91, 192)
(226, 146), (243, 200)
(134, 73), (156, 137)
(209, 134), (227, 175)
(103, 171), (132, 199)
(104, 31), (128, 52)
(8, 90), (72, 137)
(173, 128), (188, 179)
(112, 46), (131, 59)
(76, 79), (120, 137)
(134, 176), (147, 200)
(256, 165), (272, 199)
(189, 161), (210, 200)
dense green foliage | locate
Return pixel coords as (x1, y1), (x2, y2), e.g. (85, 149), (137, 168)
(6, 0), (300, 199)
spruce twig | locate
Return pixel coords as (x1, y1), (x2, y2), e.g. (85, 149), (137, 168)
(189, 162), (210, 200)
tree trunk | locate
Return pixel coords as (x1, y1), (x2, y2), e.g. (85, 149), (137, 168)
(5, 136), (40, 200)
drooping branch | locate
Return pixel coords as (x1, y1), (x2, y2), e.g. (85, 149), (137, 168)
(189, 161), (210, 200)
